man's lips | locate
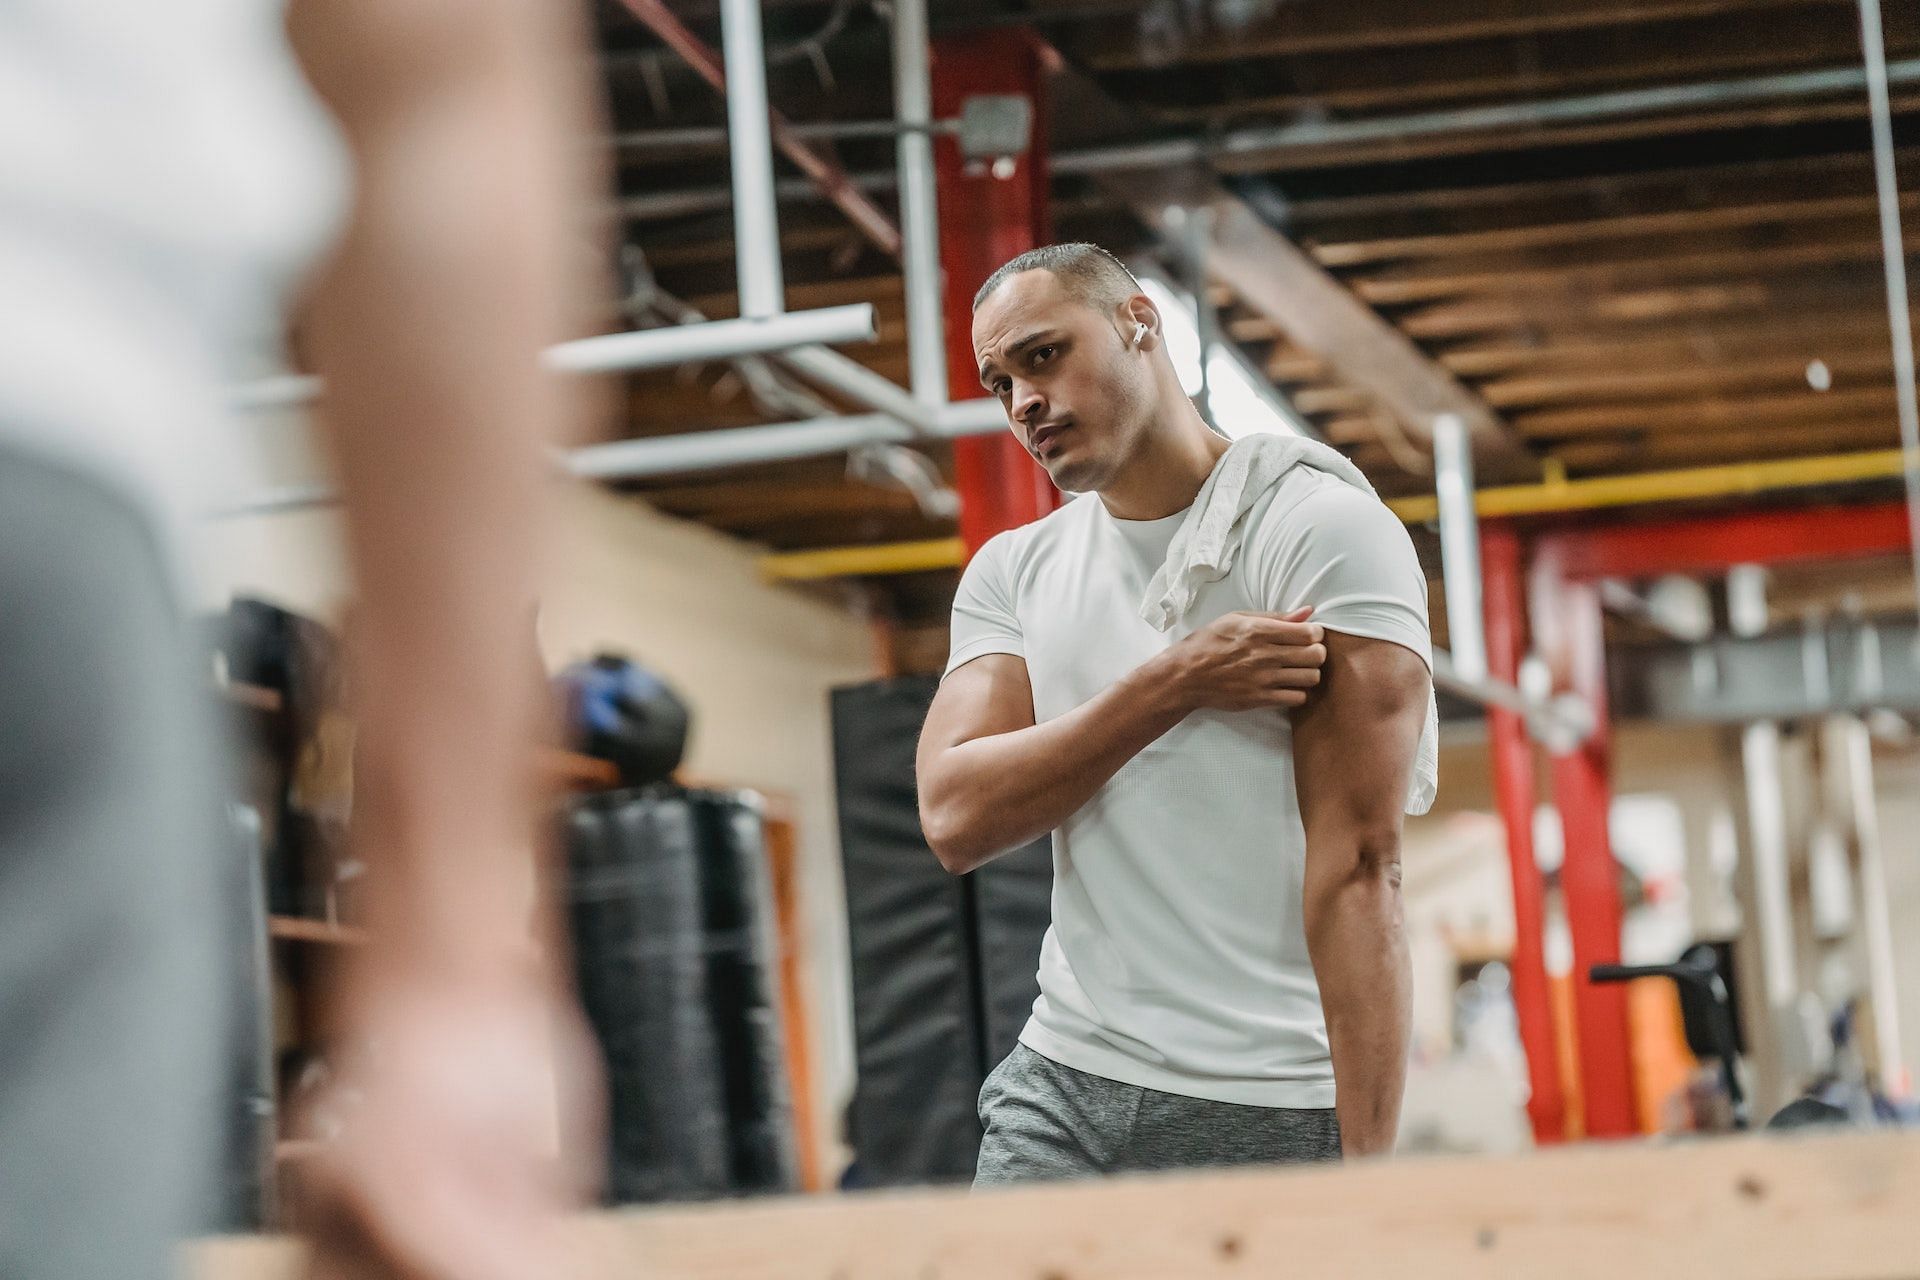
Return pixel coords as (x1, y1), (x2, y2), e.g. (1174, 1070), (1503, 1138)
(1029, 421), (1073, 457)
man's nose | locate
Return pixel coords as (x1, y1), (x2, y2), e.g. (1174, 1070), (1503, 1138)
(1012, 384), (1046, 426)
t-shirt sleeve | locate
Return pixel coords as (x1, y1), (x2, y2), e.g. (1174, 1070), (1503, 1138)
(944, 532), (1026, 679)
(1254, 479), (1432, 669)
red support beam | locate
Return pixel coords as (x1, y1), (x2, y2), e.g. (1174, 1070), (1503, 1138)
(1481, 523), (1567, 1145)
(1532, 547), (1639, 1139)
(1537, 502), (1911, 582)
(933, 29), (1063, 554)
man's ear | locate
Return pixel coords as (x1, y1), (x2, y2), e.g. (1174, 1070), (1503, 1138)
(1120, 295), (1160, 351)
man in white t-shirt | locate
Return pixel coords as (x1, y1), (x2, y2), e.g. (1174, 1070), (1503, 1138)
(917, 243), (1433, 1184)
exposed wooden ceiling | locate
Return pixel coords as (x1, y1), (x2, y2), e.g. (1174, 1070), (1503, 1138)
(588, 0), (1919, 622)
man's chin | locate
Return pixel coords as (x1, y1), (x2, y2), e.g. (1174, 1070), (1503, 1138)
(1043, 456), (1104, 494)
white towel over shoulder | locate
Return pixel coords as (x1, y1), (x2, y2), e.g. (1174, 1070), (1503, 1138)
(1139, 433), (1440, 815)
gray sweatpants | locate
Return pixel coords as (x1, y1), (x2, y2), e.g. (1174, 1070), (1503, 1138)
(974, 1043), (1341, 1188)
(0, 448), (227, 1278)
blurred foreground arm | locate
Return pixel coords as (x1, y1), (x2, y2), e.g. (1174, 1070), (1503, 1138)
(288, 0), (605, 1273)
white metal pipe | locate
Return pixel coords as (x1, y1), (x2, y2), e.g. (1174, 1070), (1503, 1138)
(1856, 0), (1920, 662)
(775, 346), (941, 434)
(610, 59), (1920, 224)
(1727, 564), (1801, 1038)
(892, 0), (948, 405)
(1057, 58), (1920, 175)
(221, 398), (1006, 515)
(1433, 412), (1488, 685)
(230, 306), (877, 410)
(545, 307), (871, 373)
(568, 412), (906, 481)
(719, 0), (784, 317)
(567, 398), (1005, 482)
(1836, 715), (1905, 1092)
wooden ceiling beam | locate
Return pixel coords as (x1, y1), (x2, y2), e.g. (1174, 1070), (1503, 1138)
(1435, 316), (1902, 377)
(1352, 234), (1920, 306)
(1394, 273), (1889, 339)
(1284, 145), (1920, 226)
(1513, 384), (1896, 437)
(1479, 351), (1894, 408)
(1135, 9), (1915, 121)
(1107, 167), (1537, 478)
(1310, 193), (1918, 267)
(1210, 91), (1920, 174)
(1549, 418), (1899, 470)
(1069, 0), (1838, 70)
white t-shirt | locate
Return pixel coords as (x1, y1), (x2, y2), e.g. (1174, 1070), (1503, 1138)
(944, 467), (1432, 1106)
(0, 1), (346, 557)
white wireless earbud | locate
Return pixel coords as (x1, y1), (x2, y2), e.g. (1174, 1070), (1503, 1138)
(1132, 321), (1150, 348)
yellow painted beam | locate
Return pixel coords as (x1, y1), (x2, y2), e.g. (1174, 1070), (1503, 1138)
(1386, 447), (1911, 523)
(756, 449), (1913, 580)
(760, 537), (967, 581)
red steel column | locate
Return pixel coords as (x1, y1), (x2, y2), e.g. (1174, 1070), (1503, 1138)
(932, 29), (1062, 554)
(1480, 522), (1567, 1144)
(1533, 548), (1639, 1138)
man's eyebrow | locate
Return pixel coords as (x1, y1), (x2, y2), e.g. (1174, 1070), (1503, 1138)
(977, 330), (1060, 387)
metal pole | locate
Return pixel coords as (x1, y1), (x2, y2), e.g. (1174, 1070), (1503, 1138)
(1725, 563), (1805, 1112)
(1055, 58), (1920, 175)
(610, 60), (1920, 221)
(567, 398), (1005, 482)
(613, 0), (904, 257)
(893, 0), (948, 406)
(229, 306), (879, 410)
(1434, 412), (1488, 685)
(776, 346), (942, 434)
(1855, 0), (1920, 655)
(569, 413), (903, 481)
(719, 0), (783, 317)
(1836, 715), (1906, 1094)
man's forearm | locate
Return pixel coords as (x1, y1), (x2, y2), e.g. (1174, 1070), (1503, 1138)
(922, 659), (1188, 872)
(1304, 853), (1411, 1158)
(292, 0), (601, 971)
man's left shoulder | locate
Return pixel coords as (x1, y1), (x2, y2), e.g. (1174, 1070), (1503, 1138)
(1252, 469), (1408, 552)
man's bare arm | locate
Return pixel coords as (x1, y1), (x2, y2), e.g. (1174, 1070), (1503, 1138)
(918, 610), (1326, 873)
(290, 0), (600, 965)
(1291, 631), (1430, 1159)
(918, 653), (1188, 873)
(285, 2), (607, 1275)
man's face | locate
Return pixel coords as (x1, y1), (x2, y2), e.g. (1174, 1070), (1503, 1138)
(971, 269), (1151, 494)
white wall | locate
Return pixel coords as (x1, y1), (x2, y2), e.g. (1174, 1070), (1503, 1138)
(197, 478), (875, 1173)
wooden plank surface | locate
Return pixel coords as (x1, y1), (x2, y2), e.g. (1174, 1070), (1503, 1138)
(189, 1131), (1920, 1279)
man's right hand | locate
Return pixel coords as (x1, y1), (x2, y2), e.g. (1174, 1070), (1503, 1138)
(1155, 607), (1327, 712)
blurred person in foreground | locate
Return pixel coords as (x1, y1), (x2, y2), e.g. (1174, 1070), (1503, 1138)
(0, 2), (607, 1276)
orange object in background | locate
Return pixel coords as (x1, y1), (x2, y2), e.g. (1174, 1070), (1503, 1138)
(762, 810), (825, 1191)
(1628, 976), (1698, 1134)
(1549, 972), (1586, 1142)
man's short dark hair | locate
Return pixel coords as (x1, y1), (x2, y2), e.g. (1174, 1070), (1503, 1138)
(972, 242), (1142, 314)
